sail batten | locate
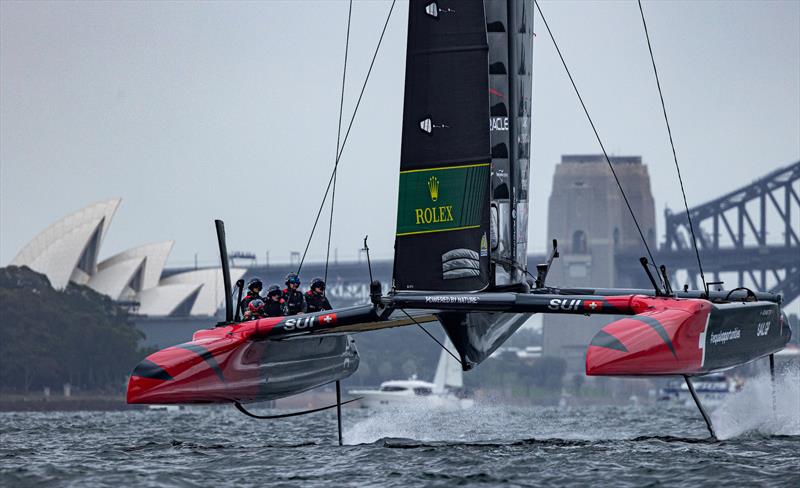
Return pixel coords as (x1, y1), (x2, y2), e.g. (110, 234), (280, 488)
(410, 44), (489, 55)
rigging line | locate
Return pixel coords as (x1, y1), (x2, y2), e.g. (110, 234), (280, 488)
(532, 0), (662, 284)
(234, 398), (362, 420)
(325, 0), (353, 285)
(637, 0), (707, 293)
(297, 0), (397, 275)
(400, 309), (463, 366)
(494, 255), (539, 283)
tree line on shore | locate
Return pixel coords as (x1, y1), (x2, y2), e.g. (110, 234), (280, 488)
(0, 266), (148, 394)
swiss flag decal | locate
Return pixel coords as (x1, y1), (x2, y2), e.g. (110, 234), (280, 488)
(319, 313), (337, 326)
(584, 300), (603, 312)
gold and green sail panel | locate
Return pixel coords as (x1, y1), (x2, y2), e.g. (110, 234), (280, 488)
(396, 164), (489, 237)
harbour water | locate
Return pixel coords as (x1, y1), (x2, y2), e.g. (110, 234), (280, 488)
(2, 371), (798, 487)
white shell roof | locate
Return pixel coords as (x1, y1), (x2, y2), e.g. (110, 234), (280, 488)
(136, 283), (203, 316)
(87, 256), (145, 300)
(10, 199), (246, 317)
(11, 198), (121, 289)
(96, 241), (174, 290)
(160, 267), (246, 316)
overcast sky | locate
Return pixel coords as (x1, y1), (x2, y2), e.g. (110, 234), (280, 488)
(2, 1), (798, 273)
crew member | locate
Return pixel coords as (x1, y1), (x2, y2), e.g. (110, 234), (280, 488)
(305, 277), (332, 313)
(264, 285), (285, 317)
(240, 277), (263, 314)
(244, 299), (266, 320)
(282, 273), (305, 315)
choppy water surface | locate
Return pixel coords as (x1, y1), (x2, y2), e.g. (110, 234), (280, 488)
(2, 371), (798, 487)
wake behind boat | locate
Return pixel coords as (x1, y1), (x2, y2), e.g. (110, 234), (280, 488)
(349, 337), (474, 410)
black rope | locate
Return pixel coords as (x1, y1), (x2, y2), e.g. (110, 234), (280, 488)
(234, 397), (361, 420)
(400, 309), (463, 366)
(533, 0), (662, 285)
(297, 0), (397, 274)
(325, 0), (353, 285)
(637, 0), (707, 294)
(493, 255), (539, 283)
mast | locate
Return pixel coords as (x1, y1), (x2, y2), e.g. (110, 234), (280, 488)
(486, 0), (534, 287)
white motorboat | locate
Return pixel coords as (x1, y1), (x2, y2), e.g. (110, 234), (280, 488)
(349, 337), (473, 409)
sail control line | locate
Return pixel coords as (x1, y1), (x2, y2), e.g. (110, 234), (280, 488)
(636, 0), (708, 296)
(532, 0), (664, 290)
(402, 309), (464, 367)
(325, 0), (354, 286)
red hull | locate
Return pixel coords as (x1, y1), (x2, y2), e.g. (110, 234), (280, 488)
(127, 310), (360, 405)
(586, 297), (790, 376)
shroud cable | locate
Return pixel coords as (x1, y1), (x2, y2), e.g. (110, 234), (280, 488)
(400, 309), (463, 367)
(325, 0), (353, 285)
(298, 0), (397, 275)
(533, 0), (663, 286)
(637, 0), (708, 294)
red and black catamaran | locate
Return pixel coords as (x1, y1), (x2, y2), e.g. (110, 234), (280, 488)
(128, 0), (792, 441)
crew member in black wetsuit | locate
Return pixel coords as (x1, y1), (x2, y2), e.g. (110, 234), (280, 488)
(240, 277), (263, 317)
(264, 285), (285, 317)
(305, 277), (332, 313)
(245, 299), (266, 320)
(282, 273), (306, 316)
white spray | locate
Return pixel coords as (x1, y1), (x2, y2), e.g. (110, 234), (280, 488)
(711, 364), (800, 440)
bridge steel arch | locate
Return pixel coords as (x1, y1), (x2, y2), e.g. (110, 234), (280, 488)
(658, 160), (799, 305)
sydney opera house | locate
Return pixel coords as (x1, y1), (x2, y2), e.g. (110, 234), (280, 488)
(10, 198), (245, 317)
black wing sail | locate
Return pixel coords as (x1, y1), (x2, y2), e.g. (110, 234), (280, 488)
(393, 0), (492, 292)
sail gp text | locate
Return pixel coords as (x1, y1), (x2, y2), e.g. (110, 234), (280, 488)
(756, 308), (773, 337)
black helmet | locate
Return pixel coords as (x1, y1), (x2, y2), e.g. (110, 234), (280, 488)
(248, 299), (265, 314)
(267, 285), (282, 298)
(247, 277), (263, 292)
(285, 273), (300, 286)
(310, 277), (326, 291)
